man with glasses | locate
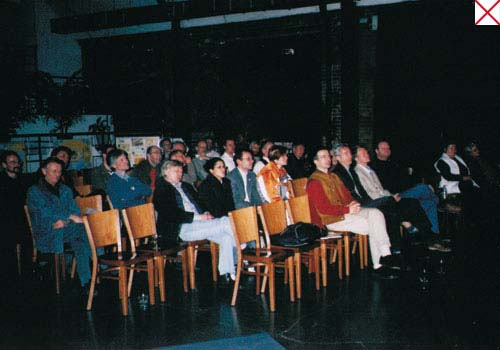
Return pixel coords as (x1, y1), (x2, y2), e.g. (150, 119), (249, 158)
(227, 149), (263, 209)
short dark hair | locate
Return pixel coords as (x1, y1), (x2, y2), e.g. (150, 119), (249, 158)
(269, 145), (288, 162)
(311, 146), (330, 161)
(101, 144), (116, 155)
(293, 142), (305, 149)
(375, 139), (390, 150)
(224, 138), (235, 146)
(204, 157), (224, 173)
(169, 149), (184, 160)
(41, 156), (65, 169)
(352, 145), (368, 158)
(233, 148), (252, 164)
(106, 149), (129, 169)
(147, 145), (161, 154)
(1, 150), (19, 164)
(160, 138), (172, 147)
(50, 146), (73, 158)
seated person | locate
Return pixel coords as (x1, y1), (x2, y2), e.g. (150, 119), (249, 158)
(192, 139), (211, 182)
(169, 150), (198, 188)
(220, 138), (236, 172)
(434, 142), (481, 218)
(198, 158), (235, 218)
(253, 139), (273, 175)
(153, 160), (236, 279)
(26, 157), (93, 293)
(206, 137), (221, 158)
(249, 141), (261, 163)
(227, 149), (263, 209)
(160, 137), (173, 161)
(90, 144), (115, 192)
(353, 145), (430, 235)
(307, 148), (397, 278)
(130, 145), (162, 191)
(371, 140), (439, 234)
(285, 142), (312, 179)
(106, 149), (151, 210)
(464, 142), (500, 197)
(34, 146), (79, 197)
(257, 145), (292, 202)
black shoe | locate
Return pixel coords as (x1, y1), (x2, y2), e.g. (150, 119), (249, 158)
(372, 266), (400, 280)
(379, 255), (401, 270)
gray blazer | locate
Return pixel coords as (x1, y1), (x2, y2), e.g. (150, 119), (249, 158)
(354, 164), (392, 200)
(226, 168), (263, 209)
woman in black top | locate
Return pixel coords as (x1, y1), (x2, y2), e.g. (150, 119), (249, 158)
(198, 157), (235, 218)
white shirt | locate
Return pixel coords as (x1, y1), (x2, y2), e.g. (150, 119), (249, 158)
(221, 153), (235, 172)
(237, 167), (250, 202)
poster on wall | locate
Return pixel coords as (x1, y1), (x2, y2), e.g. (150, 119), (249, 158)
(116, 136), (160, 166)
(60, 138), (94, 170)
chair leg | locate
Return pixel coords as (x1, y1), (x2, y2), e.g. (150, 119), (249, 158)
(187, 244), (196, 290)
(86, 261), (98, 311)
(70, 257), (77, 279)
(260, 265), (267, 294)
(119, 266), (128, 316)
(344, 235), (350, 277)
(287, 257), (295, 302)
(61, 254), (66, 281)
(321, 241), (327, 287)
(338, 240), (343, 280)
(156, 256), (166, 302)
(268, 263), (276, 312)
(210, 242), (218, 282)
(16, 244), (22, 275)
(294, 253), (302, 299)
(147, 259), (155, 306)
(231, 259), (242, 306)
(54, 254), (61, 294)
(363, 235), (369, 267)
(352, 241), (358, 254)
(127, 268), (135, 297)
(358, 236), (364, 270)
(181, 250), (188, 293)
(314, 248), (320, 290)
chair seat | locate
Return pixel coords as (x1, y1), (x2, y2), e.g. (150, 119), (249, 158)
(138, 242), (185, 256)
(241, 249), (288, 263)
(269, 239), (320, 252)
(99, 252), (152, 266)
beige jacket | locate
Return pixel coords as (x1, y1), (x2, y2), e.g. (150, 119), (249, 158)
(354, 164), (392, 200)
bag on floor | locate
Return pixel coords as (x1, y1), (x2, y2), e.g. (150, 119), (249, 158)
(274, 222), (326, 247)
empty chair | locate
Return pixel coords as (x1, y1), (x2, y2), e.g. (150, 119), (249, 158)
(83, 209), (155, 316)
(257, 200), (320, 299)
(122, 203), (188, 302)
(229, 206), (292, 312)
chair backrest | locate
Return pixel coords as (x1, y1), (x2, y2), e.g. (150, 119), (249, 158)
(83, 209), (122, 251)
(75, 184), (92, 196)
(228, 206), (261, 247)
(75, 195), (103, 216)
(23, 205), (38, 262)
(257, 200), (287, 236)
(286, 195), (312, 224)
(286, 181), (295, 198)
(122, 203), (157, 252)
(106, 195), (114, 209)
(291, 178), (308, 198)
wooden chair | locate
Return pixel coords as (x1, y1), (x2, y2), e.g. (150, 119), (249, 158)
(83, 209), (156, 316)
(24, 205), (76, 294)
(291, 178), (308, 197)
(122, 203), (188, 302)
(257, 200), (320, 299)
(75, 185), (92, 197)
(185, 240), (218, 290)
(75, 195), (102, 216)
(286, 195), (344, 286)
(229, 206), (292, 312)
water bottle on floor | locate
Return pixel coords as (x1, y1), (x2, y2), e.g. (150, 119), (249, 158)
(138, 292), (149, 310)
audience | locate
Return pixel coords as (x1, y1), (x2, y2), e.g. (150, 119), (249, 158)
(169, 149), (198, 188)
(160, 138), (173, 160)
(106, 149), (152, 210)
(256, 145), (291, 202)
(198, 158), (235, 218)
(249, 141), (261, 163)
(306, 147), (398, 279)
(220, 138), (236, 172)
(153, 160), (236, 280)
(285, 142), (311, 179)
(206, 137), (220, 158)
(90, 144), (115, 192)
(26, 157), (93, 293)
(130, 145), (162, 191)
(227, 149), (263, 209)
(192, 139), (210, 182)
(253, 139), (273, 174)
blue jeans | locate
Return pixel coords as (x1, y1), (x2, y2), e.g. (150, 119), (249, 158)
(400, 184), (439, 233)
(62, 223), (92, 286)
(179, 216), (236, 275)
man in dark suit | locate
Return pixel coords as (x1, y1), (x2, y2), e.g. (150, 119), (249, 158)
(226, 149), (263, 209)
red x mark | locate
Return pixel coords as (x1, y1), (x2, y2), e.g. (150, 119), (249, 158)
(476, 0), (500, 25)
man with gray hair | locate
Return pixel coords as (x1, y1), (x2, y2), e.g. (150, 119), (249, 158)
(153, 160), (236, 280)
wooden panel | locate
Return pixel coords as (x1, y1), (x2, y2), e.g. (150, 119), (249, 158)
(286, 195), (311, 223)
(228, 206), (259, 246)
(83, 209), (121, 249)
(76, 195), (102, 216)
(291, 178), (308, 197)
(258, 200), (287, 236)
(122, 203), (156, 240)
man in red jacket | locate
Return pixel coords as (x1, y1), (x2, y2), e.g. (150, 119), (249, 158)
(306, 147), (398, 278)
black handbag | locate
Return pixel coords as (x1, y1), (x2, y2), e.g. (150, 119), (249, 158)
(272, 222), (327, 247)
